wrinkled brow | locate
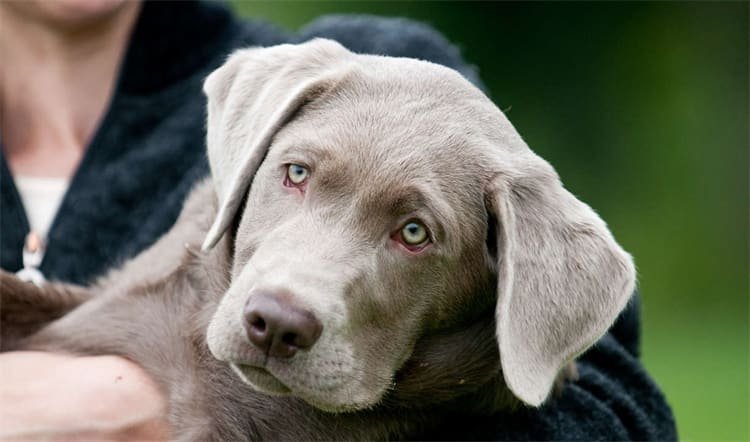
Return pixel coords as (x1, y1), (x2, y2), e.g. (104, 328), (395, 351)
(278, 142), (454, 239)
(385, 188), (430, 216)
(278, 143), (336, 164)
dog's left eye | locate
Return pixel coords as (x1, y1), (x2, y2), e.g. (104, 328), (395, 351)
(395, 220), (432, 253)
(285, 164), (309, 186)
(401, 222), (428, 245)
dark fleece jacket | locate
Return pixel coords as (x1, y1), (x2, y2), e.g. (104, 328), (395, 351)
(0, 1), (676, 440)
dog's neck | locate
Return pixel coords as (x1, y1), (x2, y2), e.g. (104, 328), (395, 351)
(389, 312), (519, 413)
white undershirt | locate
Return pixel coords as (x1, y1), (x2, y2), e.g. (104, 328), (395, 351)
(14, 175), (70, 239)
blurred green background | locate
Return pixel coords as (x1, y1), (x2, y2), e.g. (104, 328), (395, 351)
(231, 2), (748, 439)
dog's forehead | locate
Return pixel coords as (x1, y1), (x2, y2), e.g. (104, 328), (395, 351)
(279, 58), (500, 177)
(268, 59), (496, 238)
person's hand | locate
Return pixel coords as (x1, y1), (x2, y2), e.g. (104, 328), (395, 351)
(0, 351), (170, 441)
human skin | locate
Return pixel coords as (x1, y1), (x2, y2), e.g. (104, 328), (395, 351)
(0, 0), (140, 178)
(0, 0), (169, 439)
(0, 352), (169, 440)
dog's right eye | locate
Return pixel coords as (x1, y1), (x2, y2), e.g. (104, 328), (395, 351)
(392, 220), (432, 253)
(284, 164), (310, 190)
(401, 222), (429, 245)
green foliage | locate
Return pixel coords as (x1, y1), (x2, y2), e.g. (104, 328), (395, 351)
(231, 2), (749, 439)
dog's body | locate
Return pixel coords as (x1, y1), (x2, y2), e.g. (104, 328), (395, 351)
(1, 181), (516, 440)
(1, 39), (634, 440)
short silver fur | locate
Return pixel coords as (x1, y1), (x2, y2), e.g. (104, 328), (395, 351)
(201, 39), (635, 408)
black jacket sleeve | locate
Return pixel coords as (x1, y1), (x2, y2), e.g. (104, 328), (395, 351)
(424, 297), (677, 441)
(298, 15), (677, 440)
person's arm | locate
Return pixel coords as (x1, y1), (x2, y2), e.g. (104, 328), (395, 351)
(0, 352), (169, 441)
(299, 17), (676, 440)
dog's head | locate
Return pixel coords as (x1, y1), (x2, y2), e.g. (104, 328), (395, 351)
(203, 39), (634, 412)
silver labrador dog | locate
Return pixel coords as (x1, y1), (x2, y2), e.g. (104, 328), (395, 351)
(1, 39), (634, 440)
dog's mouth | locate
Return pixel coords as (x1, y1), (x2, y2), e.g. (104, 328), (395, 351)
(231, 363), (291, 395)
(229, 360), (386, 413)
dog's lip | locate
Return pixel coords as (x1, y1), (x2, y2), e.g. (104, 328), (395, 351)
(232, 363), (292, 394)
(232, 363), (375, 413)
(236, 363), (271, 377)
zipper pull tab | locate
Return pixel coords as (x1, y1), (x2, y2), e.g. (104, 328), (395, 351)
(16, 232), (47, 286)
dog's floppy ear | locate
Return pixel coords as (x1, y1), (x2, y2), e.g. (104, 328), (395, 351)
(486, 153), (635, 406)
(201, 39), (353, 251)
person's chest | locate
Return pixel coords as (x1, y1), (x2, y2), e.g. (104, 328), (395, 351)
(1, 81), (210, 285)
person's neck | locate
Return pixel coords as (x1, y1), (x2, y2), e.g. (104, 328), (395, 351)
(0, 2), (141, 178)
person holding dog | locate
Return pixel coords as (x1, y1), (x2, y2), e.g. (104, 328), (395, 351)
(0, 0), (675, 440)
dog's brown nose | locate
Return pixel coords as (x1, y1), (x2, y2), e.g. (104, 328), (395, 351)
(243, 292), (323, 358)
